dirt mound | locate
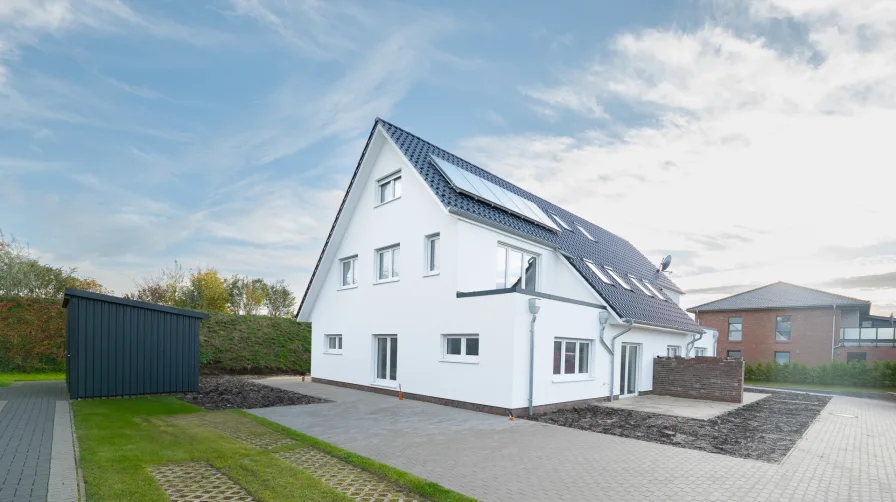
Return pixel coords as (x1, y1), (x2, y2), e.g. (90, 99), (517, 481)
(178, 375), (329, 410)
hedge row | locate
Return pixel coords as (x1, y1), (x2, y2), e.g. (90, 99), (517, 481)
(0, 296), (311, 374)
(745, 360), (896, 389)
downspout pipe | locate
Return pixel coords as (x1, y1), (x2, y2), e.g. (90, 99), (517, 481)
(713, 332), (718, 357)
(831, 304), (836, 361)
(599, 317), (634, 402)
(527, 298), (541, 416)
(686, 331), (704, 357)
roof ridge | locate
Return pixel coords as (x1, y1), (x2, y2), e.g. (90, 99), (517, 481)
(687, 282), (778, 311)
(687, 281), (870, 312)
(786, 282), (871, 304)
(377, 119), (645, 264)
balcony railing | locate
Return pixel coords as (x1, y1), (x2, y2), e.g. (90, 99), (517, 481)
(840, 327), (896, 345)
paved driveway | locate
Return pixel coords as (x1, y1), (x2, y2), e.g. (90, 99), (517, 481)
(252, 379), (896, 501)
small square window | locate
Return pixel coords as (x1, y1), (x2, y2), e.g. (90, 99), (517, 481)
(553, 338), (591, 378)
(728, 317), (743, 342)
(376, 245), (400, 282)
(576, 224), (595, 241)
(774, 351), (790, 365)
(339, 256), (357, 288)
(694, 347), (706, 357)
(425, 234), (440, 275)
(584, 260), (612, 284)
(776, 315), (792, 342)
(325, 335), (343, 354)
(376, 172), (402, 205)
(605, 267), (631, 290)
(442, 335), (479, 362)
(667, 346), (681, 357)
(727, 350), (742, 359)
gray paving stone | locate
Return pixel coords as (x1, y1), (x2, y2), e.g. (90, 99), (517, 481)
(253, 379), (896, 502)
(0, 382), (75, 502)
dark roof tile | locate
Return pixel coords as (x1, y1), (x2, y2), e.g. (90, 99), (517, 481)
(686, 282), (870, 312)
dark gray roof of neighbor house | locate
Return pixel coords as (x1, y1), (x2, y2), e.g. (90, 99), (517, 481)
(378, 119), (701, 334)
(686, 282), (871, 313)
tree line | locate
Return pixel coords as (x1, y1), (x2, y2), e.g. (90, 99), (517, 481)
(0, 231), (296, 318)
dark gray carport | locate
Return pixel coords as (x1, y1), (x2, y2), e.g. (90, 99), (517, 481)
(62, 288), (208, 400)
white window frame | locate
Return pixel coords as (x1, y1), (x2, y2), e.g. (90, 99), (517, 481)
(375, 245), (400, 283)
(339, 256), (358, 289)
(425, 233), (440, 276)
(667, 345), (681, 357)
(576, 224), (595, 241)
(643, 281), (665, 300)
(441, 334), (479, 363)
(584, 260), (612, 284)
(372, 335), (398, 386)
(325, 334), (343, 354)
(605, 267), (631, 289)
(550, 213), (572, 230)
(629, 275), (653, 296)
(694, 347), (706, 357)
(496, 243), (539, 291)
(375, 170), (402, 206)
(552, 338), (593, 382)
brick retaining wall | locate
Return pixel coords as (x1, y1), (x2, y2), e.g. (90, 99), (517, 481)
(653, 357), (744, 403)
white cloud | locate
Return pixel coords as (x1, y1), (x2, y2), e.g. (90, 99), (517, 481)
(460, 0), (896, 313)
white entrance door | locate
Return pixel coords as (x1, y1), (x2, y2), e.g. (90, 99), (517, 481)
(619, 343), (640, 397)
(374, 335), (397, 384)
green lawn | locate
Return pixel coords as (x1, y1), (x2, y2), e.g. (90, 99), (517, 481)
(74, 397), (474, 502)
(745, 380), (896, 394)
(0, 372), (65, 387)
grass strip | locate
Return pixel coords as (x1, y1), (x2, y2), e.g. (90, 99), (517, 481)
(73, 397), (349, 501)
(0, 372), (65, 387)
(237, 410), (477, 502)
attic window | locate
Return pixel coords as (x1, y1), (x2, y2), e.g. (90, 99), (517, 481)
(629, 275), (653, 296)
(550, 213), (572, 230)
(644, 281), (665, 300)
(584, 260), (612, 284)
(576, 224), (595, 241)
(605, 267), (631, 290)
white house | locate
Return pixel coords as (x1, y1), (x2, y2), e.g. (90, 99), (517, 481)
(296, 119), (714, 415)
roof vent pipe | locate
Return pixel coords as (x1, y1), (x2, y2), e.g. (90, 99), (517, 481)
(527, 298), (541, 416)
(598, 313), (634, 402)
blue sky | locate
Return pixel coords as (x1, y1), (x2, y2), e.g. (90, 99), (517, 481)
(2, 0), (895, 314)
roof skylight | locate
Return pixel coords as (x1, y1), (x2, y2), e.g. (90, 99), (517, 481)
(576, 224), (595, 241)
(550, 213), (572, 231)
(430, 155), (560, 232)
(644, 281), (665, 300)
(605, 267), (631, 289)
(629, 275), (654, 296)
(584, 260), (612, 284)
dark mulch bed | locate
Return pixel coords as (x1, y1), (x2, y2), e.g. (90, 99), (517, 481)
(177, 375), (329, 410)
(527, 390), (831, 463)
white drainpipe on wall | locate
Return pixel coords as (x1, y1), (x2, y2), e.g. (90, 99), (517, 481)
(686, 331), (704, 357)
(713, 332), (718, 357)
(598, 315), (634, 402)
(831, 304), (836, 361)
(527, 298), (541, 416)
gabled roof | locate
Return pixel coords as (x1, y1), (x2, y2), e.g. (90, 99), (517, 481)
(379, 119), (700, 333)
(296, 119), (701, 333)
(686, 282), (870, 313)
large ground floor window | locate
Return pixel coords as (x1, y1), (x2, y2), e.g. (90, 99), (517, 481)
(374, 335), (398, 383)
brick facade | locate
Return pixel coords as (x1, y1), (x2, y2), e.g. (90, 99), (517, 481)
(696, 308), (842, 365)
(652, 356), (744, 403)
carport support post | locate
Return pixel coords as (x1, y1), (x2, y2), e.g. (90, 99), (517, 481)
(599, 316), (633, 402)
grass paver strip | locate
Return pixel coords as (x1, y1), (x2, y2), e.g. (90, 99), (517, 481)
(148, 462), (254, 501)
(527, 389), (832, 463)
(277, 448), (421, 501)
(169, 412), (297, 449)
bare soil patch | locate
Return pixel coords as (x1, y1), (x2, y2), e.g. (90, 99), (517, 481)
(178, 375), (329, 410)
(527, 390), (830, 463)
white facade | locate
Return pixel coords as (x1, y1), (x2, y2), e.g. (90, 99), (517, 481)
(301, 126), (709, 412)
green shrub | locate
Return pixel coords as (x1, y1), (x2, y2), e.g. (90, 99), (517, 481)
(0, 296), (66, 372)
(745, 358), (896, 390)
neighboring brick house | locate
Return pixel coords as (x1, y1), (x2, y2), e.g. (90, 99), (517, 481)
(687, 282), (896, 365)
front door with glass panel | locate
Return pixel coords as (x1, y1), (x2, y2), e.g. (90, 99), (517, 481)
(619, 343), (639, 397)
(374, 336), (397, 384)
